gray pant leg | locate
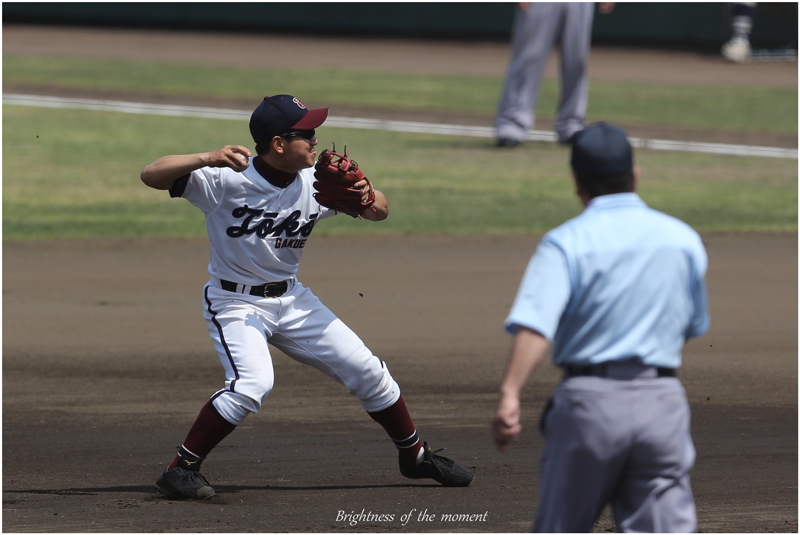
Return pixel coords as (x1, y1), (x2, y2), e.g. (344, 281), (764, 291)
(495, 3), (562, 141)
(554, 3), (594, 143)
(533, 378), (629, 532)
(612, 380), (697, 533)
(532, 378), (697, 533)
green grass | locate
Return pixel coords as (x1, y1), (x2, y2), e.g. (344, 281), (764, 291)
(4, 55), (797, 134)
(3, 106), (796, 240)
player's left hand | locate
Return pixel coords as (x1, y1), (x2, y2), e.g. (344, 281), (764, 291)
(353, 179), (373, 204)
(492, 393), (522, 452)
(313, 148), (376, 218)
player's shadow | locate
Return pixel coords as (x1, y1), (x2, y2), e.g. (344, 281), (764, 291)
(5, 486), (155, 496)
(218, 483), (441, 492)
(4, 482), (440, 498)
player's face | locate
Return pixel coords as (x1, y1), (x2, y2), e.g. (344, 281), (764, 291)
(280, 130), (318, 171)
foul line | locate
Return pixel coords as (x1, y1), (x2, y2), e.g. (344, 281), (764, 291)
(4, 93), (796, 159)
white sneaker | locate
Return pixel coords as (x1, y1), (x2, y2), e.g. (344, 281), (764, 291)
(722, 37), (751, 63)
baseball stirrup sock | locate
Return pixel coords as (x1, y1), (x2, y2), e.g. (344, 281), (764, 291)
(183, 400), (237, 458)
(394, 431), (424, 465)
(732, 16), (753, 38)
(167, 400), (237, 471)
(367, 395), (423, 464)
(175, 446), (204, 472)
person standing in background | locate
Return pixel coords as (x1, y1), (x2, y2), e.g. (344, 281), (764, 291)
(495, 3), (614, 148)
(721, 2), (757, 63)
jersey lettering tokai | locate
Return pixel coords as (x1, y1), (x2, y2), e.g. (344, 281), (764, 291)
(171, 163), (336, 284)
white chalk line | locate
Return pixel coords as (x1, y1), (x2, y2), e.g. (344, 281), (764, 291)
(4, 93), (796, 159)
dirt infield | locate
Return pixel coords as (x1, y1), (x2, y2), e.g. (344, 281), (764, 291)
(3, 234), (797, 532)
(2, 25), (798, 533)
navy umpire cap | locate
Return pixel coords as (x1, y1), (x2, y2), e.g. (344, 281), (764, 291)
(571, 122), (633, 177)
(250, 95), (329, 146)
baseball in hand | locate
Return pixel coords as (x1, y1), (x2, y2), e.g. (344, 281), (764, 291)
(237, 154), (250, 170)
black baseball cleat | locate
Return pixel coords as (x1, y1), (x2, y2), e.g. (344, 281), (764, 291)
(399, 442), (474, 487)
(495, 137), (521, 148)
(155, 467), (215, 500)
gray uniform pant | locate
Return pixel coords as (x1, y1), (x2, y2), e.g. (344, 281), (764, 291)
(495, 2), (594, 144)
(534, 375), (697, 532)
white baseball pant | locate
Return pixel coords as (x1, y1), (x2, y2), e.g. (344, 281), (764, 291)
(201, 280), (401, 425)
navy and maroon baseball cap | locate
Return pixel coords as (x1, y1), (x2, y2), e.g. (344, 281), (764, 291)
(249, 94), (329, 146)
(570, 122), (633, 177)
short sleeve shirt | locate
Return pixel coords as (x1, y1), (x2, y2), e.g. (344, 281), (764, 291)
(171, 163), (336, 284)
(505, 193), (710, 368)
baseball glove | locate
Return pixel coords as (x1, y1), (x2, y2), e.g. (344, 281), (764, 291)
(313, 148), (377, 218)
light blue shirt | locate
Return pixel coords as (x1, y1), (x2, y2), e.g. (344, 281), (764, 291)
(505, 193), (709, 368)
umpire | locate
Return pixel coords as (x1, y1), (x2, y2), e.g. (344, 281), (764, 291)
(492, 122), (710, 532)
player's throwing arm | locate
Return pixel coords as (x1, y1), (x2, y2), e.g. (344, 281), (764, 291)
(141, 145), (252, 190)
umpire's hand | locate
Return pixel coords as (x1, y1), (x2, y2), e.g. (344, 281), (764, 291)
(492, 393), (522, 452)
(492, 328), (550, 452)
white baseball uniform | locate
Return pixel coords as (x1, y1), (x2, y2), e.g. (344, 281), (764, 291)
(171, 161), (401, 425)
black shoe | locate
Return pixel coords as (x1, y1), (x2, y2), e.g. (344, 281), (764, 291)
(399, 442), (474, 487)
(155, 467), (215, 500)
(558, 134), (576, 145)
(495, 137), (521, 148)
(559, 126), (584, 145)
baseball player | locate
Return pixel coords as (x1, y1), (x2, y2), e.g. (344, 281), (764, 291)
(140, 94), (473, 500)
(721, 3), (757, 63)
(492, 122), (709, 532)
(495, 3), (613, 147)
